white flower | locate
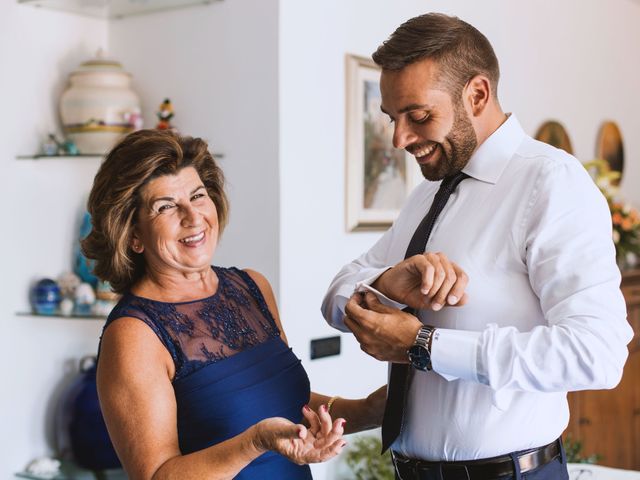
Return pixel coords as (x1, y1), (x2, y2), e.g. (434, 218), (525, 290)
(623, 203), (632, 214)
(26, 457), (61, 477)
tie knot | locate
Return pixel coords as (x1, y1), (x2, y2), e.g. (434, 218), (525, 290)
(440, 171), (469, 195)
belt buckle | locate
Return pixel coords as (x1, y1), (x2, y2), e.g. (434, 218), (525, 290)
(391, 451), (411, 480)
(442, 464), (471, 480)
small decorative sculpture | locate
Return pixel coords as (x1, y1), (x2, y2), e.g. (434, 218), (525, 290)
(25, 457), (61, 477)
(31, 279), (62, 315)
(41, 133), (79, 156)
(93, 280), (120, 316)
(156, 98), (175, 130)
(57, 271), (81, 298)
(74, 283), (96, 315)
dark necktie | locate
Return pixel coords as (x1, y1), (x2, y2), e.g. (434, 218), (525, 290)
(381, 170), (470, 453)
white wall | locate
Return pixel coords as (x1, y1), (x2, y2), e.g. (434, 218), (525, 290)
(0, 3), (108, 476)
(278, 1), (640, 478)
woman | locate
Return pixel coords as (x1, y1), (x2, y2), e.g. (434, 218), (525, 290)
(83, 130), (385, 479)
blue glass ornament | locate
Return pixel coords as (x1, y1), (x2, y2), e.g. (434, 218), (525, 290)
(56, 356), (121, 470)
(74, 212), (98, 287)
(31, 279), (62, 315)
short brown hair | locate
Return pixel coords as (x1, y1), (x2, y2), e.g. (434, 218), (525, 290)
(372, 13), (500, 98)
(81, 129), (228, 294)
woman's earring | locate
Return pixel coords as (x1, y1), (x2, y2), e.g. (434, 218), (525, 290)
(132, 242), (143, 253)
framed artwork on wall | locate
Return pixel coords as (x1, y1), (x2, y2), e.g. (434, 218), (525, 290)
(596, 121), (624, 186)
(345, 54), (418, 231)
(534, 120), (574, 154)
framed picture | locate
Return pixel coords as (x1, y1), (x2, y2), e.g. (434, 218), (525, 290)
(534, 120), (574, 155)
(345, 54), (418, 231)
(596, 121), (624, 186)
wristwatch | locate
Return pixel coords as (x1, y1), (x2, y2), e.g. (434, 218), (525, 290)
(408, 325), (435, 371)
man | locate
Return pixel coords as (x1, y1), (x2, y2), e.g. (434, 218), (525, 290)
(321, 12), (633, 480)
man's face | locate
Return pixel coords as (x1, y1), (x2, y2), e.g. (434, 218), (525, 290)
(380, 58), (478, 181)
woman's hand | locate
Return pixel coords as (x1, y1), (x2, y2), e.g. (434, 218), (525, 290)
(253, 406), (346, 465)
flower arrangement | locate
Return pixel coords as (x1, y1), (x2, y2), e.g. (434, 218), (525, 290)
(583, 159), (640, 269)
(344, 434), (394, 480)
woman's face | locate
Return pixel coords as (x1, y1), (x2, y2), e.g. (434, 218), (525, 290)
(133, 166), (219, 276)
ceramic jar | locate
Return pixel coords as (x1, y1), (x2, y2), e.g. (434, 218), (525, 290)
(59, 50), (141, 155)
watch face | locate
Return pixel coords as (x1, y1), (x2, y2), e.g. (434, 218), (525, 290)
(409, 345), (429, 370)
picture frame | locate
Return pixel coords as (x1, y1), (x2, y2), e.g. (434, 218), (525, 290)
(595, 120), (624, 186)
(345, 54), (419, 231)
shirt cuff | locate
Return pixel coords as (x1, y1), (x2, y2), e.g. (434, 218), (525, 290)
(355, 270), (407, 310)
(431, 328), (481, 382)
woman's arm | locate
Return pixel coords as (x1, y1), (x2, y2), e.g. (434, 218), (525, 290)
(308, 388), (386, 435)
(244, 269), (387, 435)
(98, 317), (345, 480)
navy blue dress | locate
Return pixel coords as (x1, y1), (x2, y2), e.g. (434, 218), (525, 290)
(101, 266), (312, 479)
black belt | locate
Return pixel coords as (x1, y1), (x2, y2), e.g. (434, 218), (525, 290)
(392, 438), (562, 480)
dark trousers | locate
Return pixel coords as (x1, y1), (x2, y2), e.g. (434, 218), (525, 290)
(393, 441), (569, 480)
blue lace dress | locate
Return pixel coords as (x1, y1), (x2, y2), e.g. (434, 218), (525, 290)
(101, 266), (312, 479)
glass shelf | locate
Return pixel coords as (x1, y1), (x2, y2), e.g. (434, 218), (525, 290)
(17, 154), (103, 161)
(17, 311), (106, 321)
(16, 460), (126, 479)
(17, 152), (224, 160)
(18, 0), (222, 20)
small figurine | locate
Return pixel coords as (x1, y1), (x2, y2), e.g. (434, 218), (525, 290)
(93, 280), (120, 316)
(41, 134), (59, 156)
(57, 271), (81, 298)
(156, 98), (175, 130)
(74, 282), (96, 315)
(124, 108), (143, 131)
(25, 457), (61, 477)
(42, 133), (79, 156)
(62, 139), (79, 155)
(60, 297), (74, 317)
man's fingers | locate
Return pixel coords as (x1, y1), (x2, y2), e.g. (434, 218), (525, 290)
(430, 263), (457, 309)
(361, 291), (395, 313)
(447, 265), (469, 306)
(344, 295), (366, 321)
(420, 262), (435, 295)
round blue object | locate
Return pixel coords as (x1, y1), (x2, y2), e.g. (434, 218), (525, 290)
(57, 356), (121, 470)
(31, 279), (61, 315)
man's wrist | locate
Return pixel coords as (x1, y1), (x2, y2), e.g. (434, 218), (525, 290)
(408, 325), (436, 371)
(370, 269), (390, 297)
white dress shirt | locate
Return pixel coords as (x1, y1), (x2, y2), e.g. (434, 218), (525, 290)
(321, 115), (633, 461)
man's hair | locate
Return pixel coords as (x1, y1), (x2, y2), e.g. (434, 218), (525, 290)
(372, 13), (500, 98)
(81, 129), (228, 294)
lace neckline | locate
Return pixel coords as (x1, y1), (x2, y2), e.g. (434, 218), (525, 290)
(128, 265), (222, 305)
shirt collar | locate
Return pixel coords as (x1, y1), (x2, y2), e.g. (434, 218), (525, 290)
(462, 113), (526, 185)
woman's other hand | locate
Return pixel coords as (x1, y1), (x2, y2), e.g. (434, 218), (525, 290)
(253, 406), (346, 464)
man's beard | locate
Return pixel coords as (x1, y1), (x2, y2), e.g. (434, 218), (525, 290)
(419, 103), (478, 181)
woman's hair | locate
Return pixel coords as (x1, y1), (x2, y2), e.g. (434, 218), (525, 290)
(372, 12), (500, 99)
(81, 129), (228, 294)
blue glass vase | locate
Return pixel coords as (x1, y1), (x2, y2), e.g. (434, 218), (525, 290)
(57, 356), (121, 470)
(31, 279), (61, 315)
(74, 212), (98, 287)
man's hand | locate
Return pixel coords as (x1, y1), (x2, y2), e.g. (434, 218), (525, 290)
(344, 292), (422, 362)
(373, 252), (469, 310)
